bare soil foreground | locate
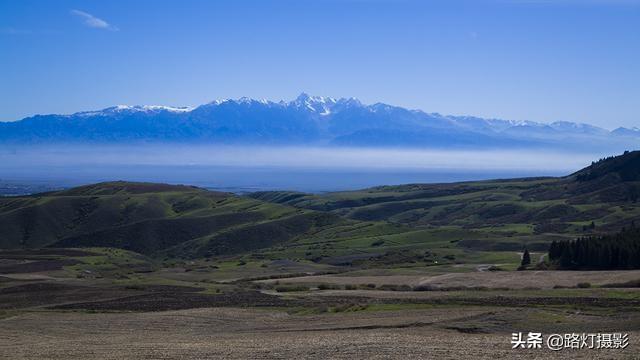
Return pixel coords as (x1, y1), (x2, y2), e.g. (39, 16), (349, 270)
(2, 248), (640, 359)
(1, 307), (639, 360)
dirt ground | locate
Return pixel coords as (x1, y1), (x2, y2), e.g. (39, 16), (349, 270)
(2, 249), (639, 360)
(259, 270), (640, 289)
(1, 307), (637, 360)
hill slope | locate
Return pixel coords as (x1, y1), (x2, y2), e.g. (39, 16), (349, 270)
(250, 151), (640, 249)
(0, 181), (405, 259)
(1, 152), (638, 266)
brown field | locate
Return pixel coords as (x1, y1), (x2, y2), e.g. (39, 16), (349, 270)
(2, 249), (640, 359)
(1, 307), (639, 360)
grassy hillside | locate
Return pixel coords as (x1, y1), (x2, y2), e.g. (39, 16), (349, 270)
(250, 151), (640, 252)
(1, 152), (638, 270)
(0, 182), (408, 260)
(0, 181), (521, 268)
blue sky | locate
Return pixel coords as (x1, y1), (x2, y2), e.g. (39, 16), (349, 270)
(0, 0), (638, 129)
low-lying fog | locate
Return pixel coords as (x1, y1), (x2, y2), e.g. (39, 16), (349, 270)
(0, 145), (614, 192)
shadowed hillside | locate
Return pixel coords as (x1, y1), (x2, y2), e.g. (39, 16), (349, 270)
(0, 181), (403, 259)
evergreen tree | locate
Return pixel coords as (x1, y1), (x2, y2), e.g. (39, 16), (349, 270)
(548, 227), (640, 270)
(521, 248), (531, 267)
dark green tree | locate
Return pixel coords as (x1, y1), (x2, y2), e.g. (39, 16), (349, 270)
(521, 248), (531, 267)
(548, 227), (640, 270)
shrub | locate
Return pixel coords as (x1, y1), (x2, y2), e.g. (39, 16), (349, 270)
(576, 282), (592, 288)
(601, 279), (640, 288)
(357, 283), (377, 290)
(412, 284), (437, 291)
(317, 283), (340, 290)
(275, 285), (309, 292)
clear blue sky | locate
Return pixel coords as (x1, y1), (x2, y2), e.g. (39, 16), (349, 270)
(1, 0), (638, 129)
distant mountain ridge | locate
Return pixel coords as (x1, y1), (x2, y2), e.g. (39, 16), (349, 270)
(1, 93), (638, 151)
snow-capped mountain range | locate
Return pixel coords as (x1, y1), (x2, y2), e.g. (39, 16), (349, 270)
(0, 93), (637, 151)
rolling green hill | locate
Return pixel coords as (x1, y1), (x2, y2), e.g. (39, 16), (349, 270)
(250, 151), (640, 251)
(1, 151), (638, 269)
(0, 181), (408, 260)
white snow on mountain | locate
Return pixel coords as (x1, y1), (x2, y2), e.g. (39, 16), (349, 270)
(45, 94), (624, 140)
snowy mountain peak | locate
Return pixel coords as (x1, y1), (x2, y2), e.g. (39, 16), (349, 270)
(291, 93), (338, 115)
(74, 105), (193, 117)
(5, 94), (635, 153)
(293, 93), (337, 105)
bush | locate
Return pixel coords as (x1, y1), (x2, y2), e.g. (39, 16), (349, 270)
(344, 284), (357, 290)
(412, 284), (437, 291)
(317, 283), (340, 290)
(358, 283), (377, 290)
(576, 282), (592, 289)
(601, 279), (640, 288)
(275, 285), (309, 292)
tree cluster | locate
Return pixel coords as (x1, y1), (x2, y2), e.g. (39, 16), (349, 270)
(549, 225), (640, 270)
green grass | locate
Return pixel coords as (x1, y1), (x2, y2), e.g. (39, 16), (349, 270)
(3, 154), (640, 271)
(64, 247), (157, 278)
